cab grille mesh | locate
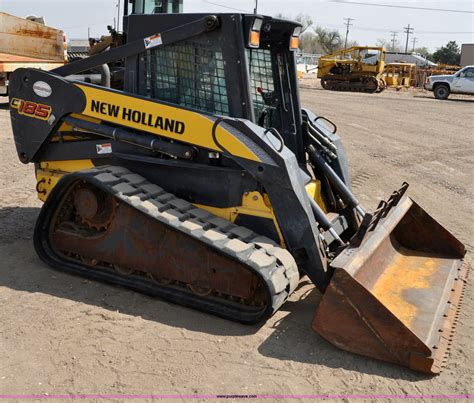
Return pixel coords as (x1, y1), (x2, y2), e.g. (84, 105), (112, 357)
(146, 41), (229, 115)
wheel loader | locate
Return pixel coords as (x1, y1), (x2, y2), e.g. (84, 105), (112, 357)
(317, 46), (387, 93)
(7, 1), (469, 374)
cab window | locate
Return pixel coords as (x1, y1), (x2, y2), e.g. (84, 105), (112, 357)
(463, 68), (474, 78)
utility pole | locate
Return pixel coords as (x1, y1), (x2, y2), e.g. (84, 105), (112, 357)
(403, 24), (414, 53)
(87, 27), (90, 39)
(254, 0), (258, 14)
(390, 31), (398, 51)
(343, 17), (354, 49)
(412, 37), (418, 52)
(117, 0), (121, 32)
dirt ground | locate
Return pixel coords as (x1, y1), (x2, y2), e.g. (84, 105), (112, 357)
(0, 82), (473, 400)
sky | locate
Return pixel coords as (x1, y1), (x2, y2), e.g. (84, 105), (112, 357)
(1, 0), (473, 51)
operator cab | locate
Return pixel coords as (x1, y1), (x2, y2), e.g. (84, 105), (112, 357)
(123, 12), (305, 160)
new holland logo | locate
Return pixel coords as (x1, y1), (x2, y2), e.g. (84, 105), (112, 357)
(90, 100), (186, 135)
(10, 98), (52, 121)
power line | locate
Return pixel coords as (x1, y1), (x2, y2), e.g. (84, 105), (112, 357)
(343, 17), (354, 48)
(311, 20), (473, 35)
(350, 26), (473, 34)
(329, 0), (474, 14)
(403, 24), (414, 53)
(201, 0), (248, 12)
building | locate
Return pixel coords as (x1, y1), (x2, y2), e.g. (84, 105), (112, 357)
(460, 44), (474, 67)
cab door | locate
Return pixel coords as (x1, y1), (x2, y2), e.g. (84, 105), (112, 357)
(453, 67), (474, 94)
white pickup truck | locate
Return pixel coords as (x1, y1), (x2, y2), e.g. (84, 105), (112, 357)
(425, 65), (474, 99)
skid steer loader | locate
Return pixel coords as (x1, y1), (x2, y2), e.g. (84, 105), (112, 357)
(8, 4), (468, 374)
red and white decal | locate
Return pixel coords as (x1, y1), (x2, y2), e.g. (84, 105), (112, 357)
(10, 98), (52, 121)
(96, 143), (112, 154)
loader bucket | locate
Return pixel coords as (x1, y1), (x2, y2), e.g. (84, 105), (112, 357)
(313, 193), (469, 374)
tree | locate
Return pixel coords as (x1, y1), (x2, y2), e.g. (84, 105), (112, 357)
(273, 12), (313, 33)
(294, 13), (313, 33)
(314, 26), (343, 53)
(273, 12), (344, 54)
(375, 38), (401, 52)
(346, 39), (359, 48)
(300, 32), (328, 54)
(432, 41), (461, 65)
(413, 47), (433, 61)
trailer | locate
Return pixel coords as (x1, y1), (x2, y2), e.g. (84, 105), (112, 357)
(0, 12), (65, 95)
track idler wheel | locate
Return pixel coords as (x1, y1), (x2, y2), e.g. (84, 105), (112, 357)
(114, 265), (135, 276)
(364, 76), (379, 93)
(188, 283), (213, 297)
(73, 184), (115, 230)
(321, 76), (332, 90)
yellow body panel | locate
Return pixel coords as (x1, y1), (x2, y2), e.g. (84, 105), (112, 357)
(384, 63), (416, 88)
(196, 179), (327, 246)
(35, 160), (95, 202)
(305, 180), (327, 213)
(195, 191), (286, 245)
(76, 85), (261, 162)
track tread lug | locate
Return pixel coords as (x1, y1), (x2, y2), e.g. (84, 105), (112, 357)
(168, 198), (194, 212)
(264, 267), (288, 295)
(229, 226), (255, 241)
(160, 208), (185, 226)
(140, 199), (165, 214)
(113, 182), (138, 196)
(251, 236), (277, 253)
(248, 250), (276, 269)
(223, 238), (253, 258)
(126, 193), (148, 206)
(106, 166), (130, 175)
(202, 229), (228, 245)
(208, 217), (235, 231)
(122, 173), (147, 185)
(188, 208), (213, 221)
(156, 193), (174, 203)
(94, 172), (121, 184)
(139, 183), (165, 197)
(179, 219), (206, 235)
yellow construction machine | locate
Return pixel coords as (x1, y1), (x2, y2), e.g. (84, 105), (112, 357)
(384, 62), (417, 88)
(317, 46), (387, 92)
(8, 0), (468, 374)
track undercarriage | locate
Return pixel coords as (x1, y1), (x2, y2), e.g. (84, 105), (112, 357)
(320, 74), (386, 93)
(35, 165), (299, 324)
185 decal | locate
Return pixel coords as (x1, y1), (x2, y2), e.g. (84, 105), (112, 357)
(10, 98), (52, 121)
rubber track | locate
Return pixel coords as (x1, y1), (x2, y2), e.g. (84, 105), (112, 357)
(34, 165), (300, 324)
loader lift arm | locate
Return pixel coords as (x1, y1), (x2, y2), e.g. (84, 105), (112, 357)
(53, 15), (220, 77)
